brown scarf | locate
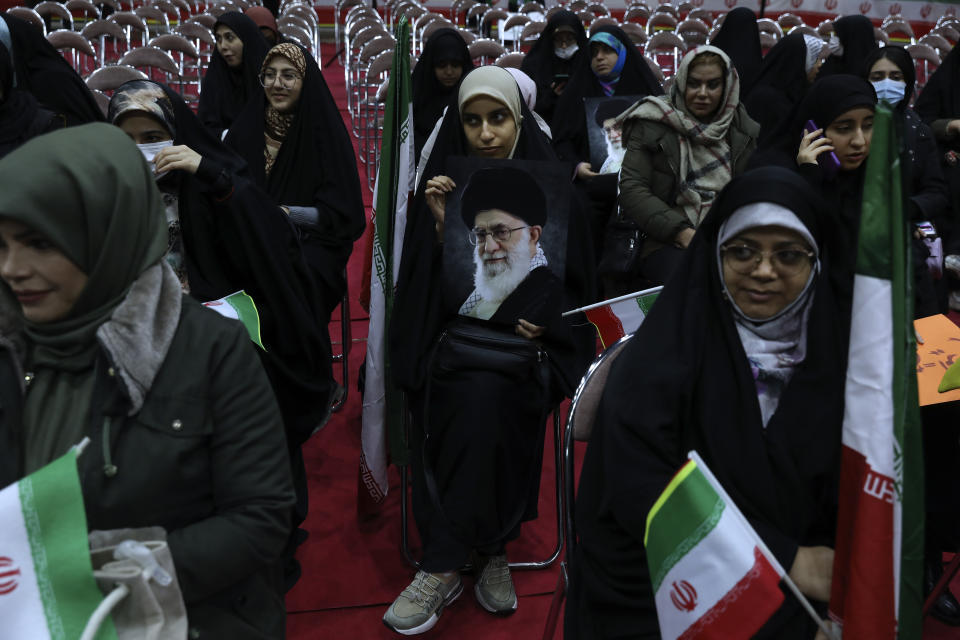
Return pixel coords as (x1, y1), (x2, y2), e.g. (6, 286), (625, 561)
(261, 43), (306, 177)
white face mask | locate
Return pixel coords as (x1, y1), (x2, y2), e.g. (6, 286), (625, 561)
(872, 78), (906, 105)
(555, 43), (578, 60)
(137, 140), (173, 179)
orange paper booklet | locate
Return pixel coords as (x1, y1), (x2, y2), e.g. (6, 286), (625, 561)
(914, 314), (960, 406)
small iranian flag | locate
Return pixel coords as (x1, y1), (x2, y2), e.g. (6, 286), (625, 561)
(202, 291), (264, 350)
(565, 286), (662, 348)
(0, 450), (115, 639)
(644, 451), (786, 640)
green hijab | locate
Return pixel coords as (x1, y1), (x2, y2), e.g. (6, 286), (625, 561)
(0, 123), (168, 471)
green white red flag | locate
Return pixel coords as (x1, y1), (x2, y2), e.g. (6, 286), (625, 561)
(202, 290), (264, 350)
(360, 16), (413, 512)
(0, 450), (116, 639)
(827, 102), (924, 638)
(565, 286), (662, 348)
(645, 451), (786, 639)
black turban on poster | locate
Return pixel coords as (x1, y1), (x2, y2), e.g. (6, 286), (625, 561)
(460, 166), (547, 228)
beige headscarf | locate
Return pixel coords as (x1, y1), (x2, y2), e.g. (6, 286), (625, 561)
(457, 66), (524, 158)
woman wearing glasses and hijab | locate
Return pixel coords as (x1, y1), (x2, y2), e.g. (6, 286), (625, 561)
(568, 166), (845, 640)
(226, 43), (365, 321)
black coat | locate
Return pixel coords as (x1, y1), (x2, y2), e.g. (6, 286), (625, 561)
(519, 10), (588, 124)
(0, 297), (294, 639)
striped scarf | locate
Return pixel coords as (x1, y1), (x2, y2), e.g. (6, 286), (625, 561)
(619, 46), (741, 226)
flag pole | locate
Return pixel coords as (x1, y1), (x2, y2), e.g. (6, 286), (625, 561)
(688, 451), (840, 640)
(562, 285), (664, 317)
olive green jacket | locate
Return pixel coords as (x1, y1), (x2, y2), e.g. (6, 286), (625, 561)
(617, 106), (760, 258)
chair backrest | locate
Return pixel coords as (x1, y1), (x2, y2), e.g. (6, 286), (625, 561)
(85, 63), (148, 92)
(66, 0), (100, 25)
(567, 334), (634, 445)
(817, 19), (833, 37)
(756, 17), (782, 38)
(586, 2), (609, 17)
(119, 45), (179, 76)
(759, 31), (778, 53)
(519, 1), (545, 15)
(932, 24), (959, 44)
(494, 51), (525, 68)
(646, 30), (685, 76)
(82, 19), (126, 41)
(624, 6), (650, 23)
(149, 33), (199, 58)
(654, 3), (678, 18)
(6, 7), (47, 34)
(458, 28), (476, 45)
(643, 53), (665, 83)
(873, 27), (890, 46)
(175, 22), (214, 46)
(687, 7), (711, 25)
(908, 42), (941, 92)
(468, 37), (506, 64)
(281, 23), (313, 50)
(777, 12), (804, 30)
(91, 88), (110, 117)
(792, 24), (819, 39)
(186, 13), (216, 30)
(621, 21), (647, 47)
(35, 1), (73, 30)
(676, 17), (708, 47)
(421, 18), (456, 44)
(646, 12), (677, 34)
(47, 28), (96, 56)
(587, 17), (618, 36)
(919, 33), (952, 59)
(882, 19), (915, 44)
(518, 20), (545, 49)
(481, 8), (509, 37)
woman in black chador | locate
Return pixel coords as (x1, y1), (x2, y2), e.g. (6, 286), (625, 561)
(567, 167), (846, 640)
(198, 11), (269, 136)
(709, 7), (762, 97)
(520, 9), (587, 124)
(0, 38), (59, 159)
(226, 43), (365, 321)
(412, 28), (472, 163)
(745, 32), (828, 149)
(0, 14), (103, 126)
(816, 14), (877, 79)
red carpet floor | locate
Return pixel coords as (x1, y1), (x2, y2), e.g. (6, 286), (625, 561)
(287, 44), (960, 640)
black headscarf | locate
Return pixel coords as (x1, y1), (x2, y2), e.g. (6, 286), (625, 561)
(746, 33), (811, 149)
(0, 14), (103, 126)
(551, 25), (663, 164)
(862, 45), (915, 112)
(915, 40), (960, 130)
(198, 12), (269, 135)
(568, 166), (844, 640)
(0, 39), (57, 159)
(709, 7), (762, 97)
(392, 66), (597, 393)
(817, 15), (877, 79)
(412, 28), (473, 161)
(520, 10), (588, 123)
(109, 79), (334, 444)
(225, 43), (365, 314)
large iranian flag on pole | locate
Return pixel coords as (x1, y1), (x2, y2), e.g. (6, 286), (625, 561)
(359, 15), (413, 512)
(0, 450), (115, 639)
(827, 103), (924, 638)
(644, 451), (787, 639)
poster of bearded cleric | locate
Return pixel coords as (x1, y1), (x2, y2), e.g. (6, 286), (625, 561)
(585, 96), (639, 174)
(442, 158), (569, 329)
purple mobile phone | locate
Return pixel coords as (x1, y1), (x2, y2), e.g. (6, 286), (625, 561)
(804, 120), (841, 180)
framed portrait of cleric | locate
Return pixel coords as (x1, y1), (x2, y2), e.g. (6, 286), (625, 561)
(584, 95), (640, 175)
(442, 157), (570, 325)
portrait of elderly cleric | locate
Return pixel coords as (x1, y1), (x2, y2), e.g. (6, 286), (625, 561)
(586, 96), (637, 174)
(442, 161), (569, 326)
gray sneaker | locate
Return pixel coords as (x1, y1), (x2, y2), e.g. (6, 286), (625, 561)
(382, 571), (463, 635)
(474, 554), (518, 615)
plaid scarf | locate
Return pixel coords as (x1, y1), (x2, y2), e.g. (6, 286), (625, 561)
(619, 46), (741, 226)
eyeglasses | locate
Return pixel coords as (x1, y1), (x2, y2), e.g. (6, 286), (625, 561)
(259, 70), (302, 89)
(720, 244), (814, 276)
(467, 225), (528, 246)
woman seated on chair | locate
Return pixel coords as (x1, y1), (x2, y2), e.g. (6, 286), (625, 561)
(108, 78), (336, 449)
(519, 9), (588, 124)
(567, 166), (845, 640)
(0, 37), (60, 160)
(0, 124), (295, 638)
(612, 46), (758, 293)
(198, 11), (269, 137)
(225, 43), (365, 321)
(384, 65), (597, 636)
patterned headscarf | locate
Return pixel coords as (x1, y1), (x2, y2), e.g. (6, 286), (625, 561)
(261, 43), (306, 142)
(589, 31), (627, 95)
(107, 80), (177, 137)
